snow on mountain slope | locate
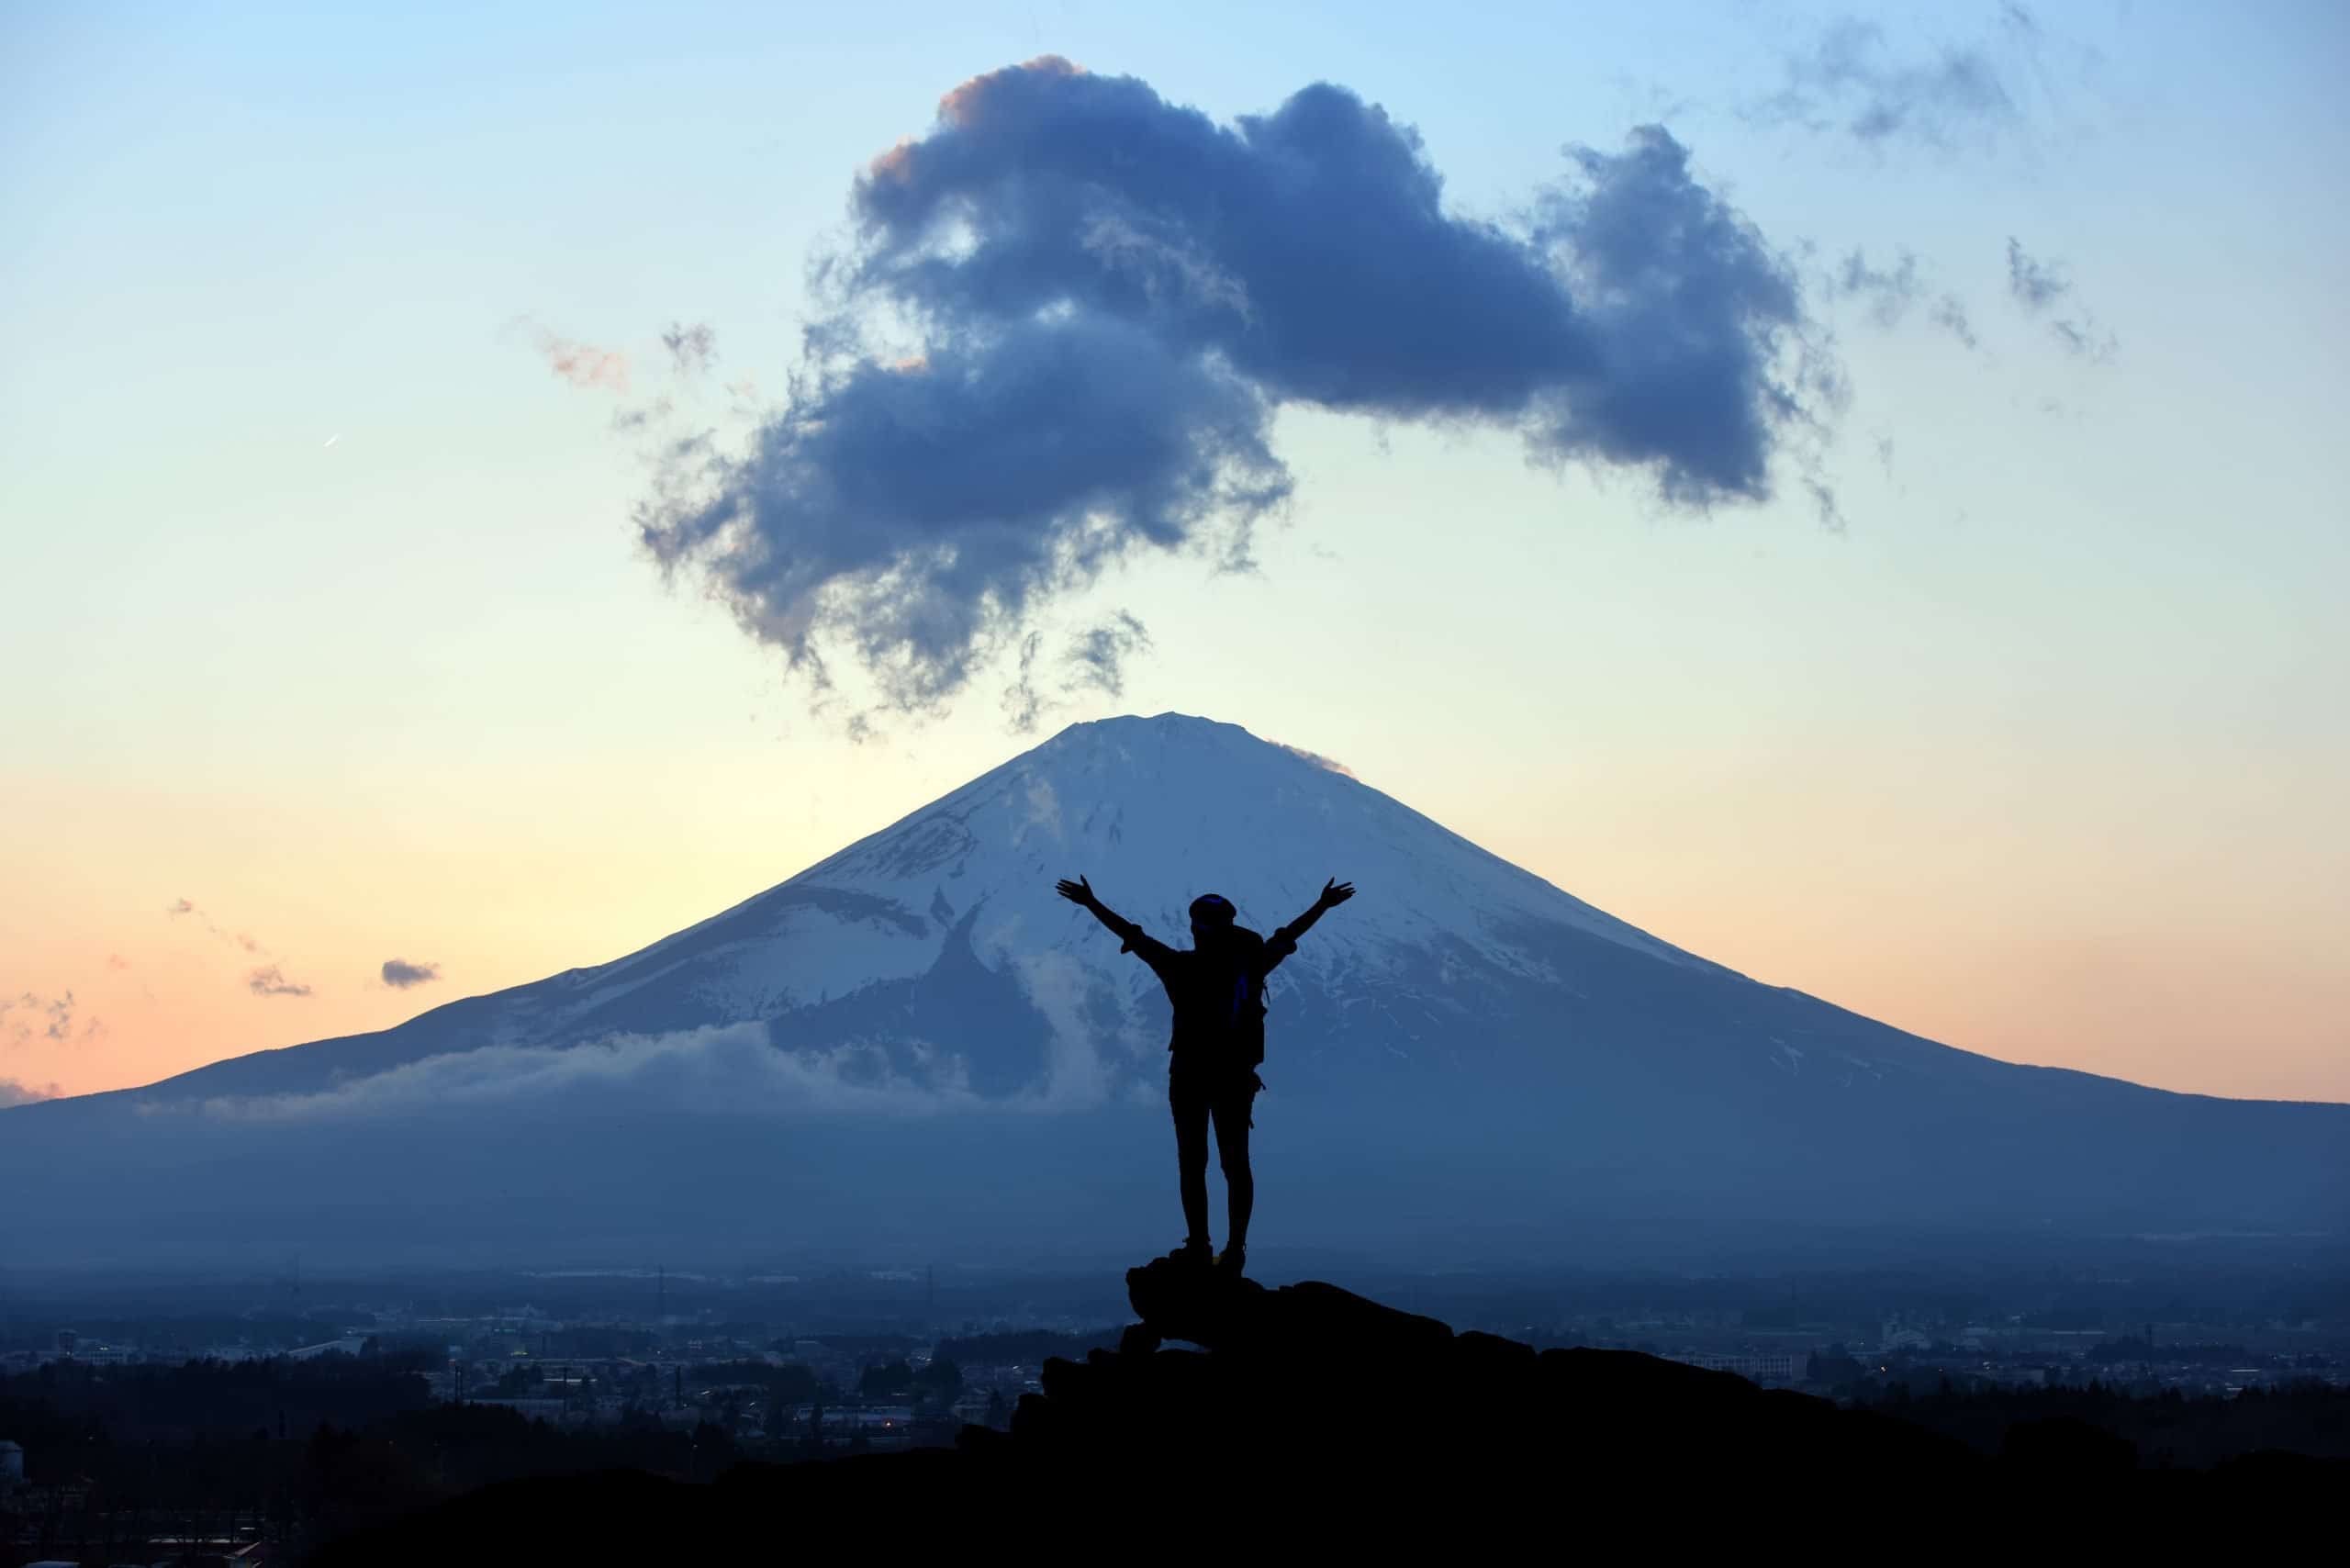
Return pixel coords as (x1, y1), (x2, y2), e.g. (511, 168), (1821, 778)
(10, 712), (2347, 1266)
(577, 714), (1718, 1076)
(627, 714), (1695, 1002)
(131, 712), (1751, 1105)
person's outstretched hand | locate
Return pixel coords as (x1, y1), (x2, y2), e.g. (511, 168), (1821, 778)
(1056, 876), (1098, 908)
(1317, 879), (1356, 909)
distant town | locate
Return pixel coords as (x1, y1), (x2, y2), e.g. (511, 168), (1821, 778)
(6, 1250), (2347, 1562)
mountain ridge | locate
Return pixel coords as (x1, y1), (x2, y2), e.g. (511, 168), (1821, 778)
(5, 711), (2344, 1267)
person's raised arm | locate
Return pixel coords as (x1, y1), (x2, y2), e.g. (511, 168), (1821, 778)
(1278, 879), (1356, 946)
(1056, 876), (1136, 941)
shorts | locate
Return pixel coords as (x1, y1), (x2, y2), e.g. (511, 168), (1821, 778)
(1169, 1058), (1263, 1138)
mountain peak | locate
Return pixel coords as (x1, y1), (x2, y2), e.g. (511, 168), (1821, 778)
(8, 705), (2344, 1267)
(1032, 710), (1302, 765)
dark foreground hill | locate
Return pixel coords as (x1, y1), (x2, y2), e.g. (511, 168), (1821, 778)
(315, 1258), (2340, 1561)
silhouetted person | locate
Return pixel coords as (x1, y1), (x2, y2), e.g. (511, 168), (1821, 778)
(1056, 874), (1357, 1277)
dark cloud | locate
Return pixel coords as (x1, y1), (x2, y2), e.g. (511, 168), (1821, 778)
(1751, 9), (2042, 151)
(246, 966), (313, 999)
(0, 1077), (62, 1107)
(380, 958), (442, 990)
(640, 59), (1838, 722)
(1829, 248), (1977, 348)
(2006, 237), (2117, 363)
(643, 311), (1287, 717)
(662, 321), (718, 375)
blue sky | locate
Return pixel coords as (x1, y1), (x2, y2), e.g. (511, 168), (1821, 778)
(3, 0), (2345, 1102)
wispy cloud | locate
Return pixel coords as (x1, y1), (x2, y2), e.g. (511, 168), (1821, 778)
(1827, 247), (1978, 349)
(639, 59), (1842, 729)
(168, 896), (249, 950)
(1061, 613), (1152, 700)
(1275, 742), (1358, 781)
(661, 321), (717, 376)
(2006, 236), (2067, 309)
(155, 1025), (1029, 1124)
(3, 990), (100, 1047)
(380, 958), (442, 990)
(169, 897), (306, 990)
(2006, 237), (2117, 363)
(1747, 6), (2055, 152)
(508, 317), (632, 392)
(1001, 612), (1158, 733)
(246, 965), (313, 999)
(1002, 633), (1048, 734)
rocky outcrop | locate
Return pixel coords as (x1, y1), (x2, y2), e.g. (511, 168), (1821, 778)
(316, 1259), (2339, 1562)
(966, 1253), (1978, 1515)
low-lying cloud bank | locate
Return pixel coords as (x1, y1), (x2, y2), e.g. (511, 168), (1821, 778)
(638, 58), (1841, 721)
(1, 1077), (62, 1107)
(140, 1024), (1119, 1125)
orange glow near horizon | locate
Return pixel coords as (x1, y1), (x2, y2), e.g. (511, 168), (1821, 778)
(6, 745), (2345, 1108)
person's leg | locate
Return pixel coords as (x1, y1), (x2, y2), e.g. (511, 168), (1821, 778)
(1170, 1073), (1212, 1250)
(1211, 1079), (1256, 1256)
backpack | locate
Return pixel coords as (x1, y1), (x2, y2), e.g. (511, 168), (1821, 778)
(1223, 927), (1270, 1067)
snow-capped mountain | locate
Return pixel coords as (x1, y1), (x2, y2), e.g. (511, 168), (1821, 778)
(7, 713), (2344, 1267)
(128, 712), (1722, 1105)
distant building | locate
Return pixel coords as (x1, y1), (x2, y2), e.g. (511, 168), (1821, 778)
(1666, 1351), (1806, 1386)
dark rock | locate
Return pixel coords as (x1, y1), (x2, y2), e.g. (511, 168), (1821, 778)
(312, 1260), (2344, 1562)
(2004, 1414), (2139, 1474)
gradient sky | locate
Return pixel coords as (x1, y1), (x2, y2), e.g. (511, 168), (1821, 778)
(4, 0), (2344, 1105)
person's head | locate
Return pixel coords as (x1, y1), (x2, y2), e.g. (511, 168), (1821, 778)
(1189, 893), (1237, 947)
